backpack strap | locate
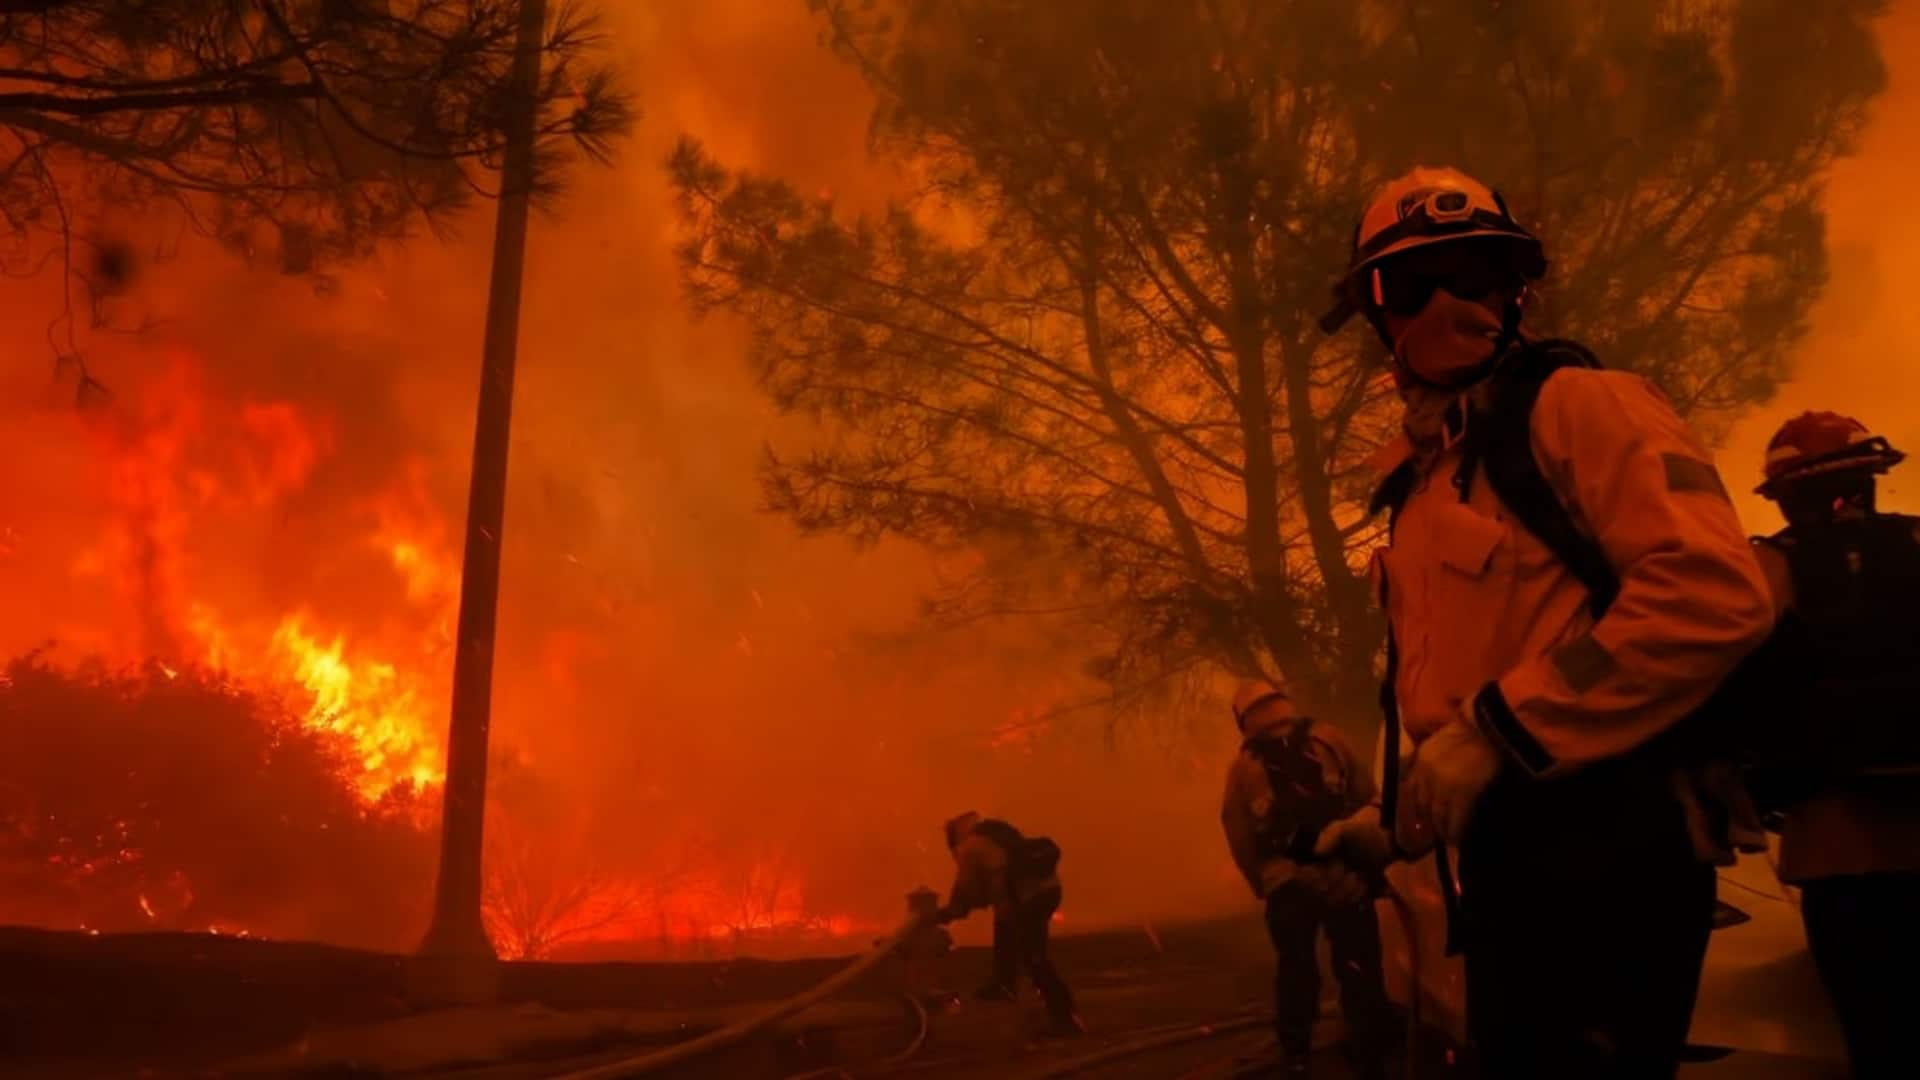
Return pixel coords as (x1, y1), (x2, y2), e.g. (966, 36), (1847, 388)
(1366, 464), (1417, 844)
(1372, 548), (1462, 954)
(1297, 720), (1351, 798)
(1245, 718), (1351, 797)
(1368, 459), (1419, 522)
(1474, 340), (1619, 619)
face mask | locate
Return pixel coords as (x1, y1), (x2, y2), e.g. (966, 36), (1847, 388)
(1391, 289), (1506, 388)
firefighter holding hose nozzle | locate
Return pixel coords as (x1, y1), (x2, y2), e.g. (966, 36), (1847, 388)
(934, 811), (1084, 1038)
(1221, 679), (1396, 1080)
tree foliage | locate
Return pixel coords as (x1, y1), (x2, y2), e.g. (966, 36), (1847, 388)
(0, 0), (632, 392)
(671, 0), (1886, 736)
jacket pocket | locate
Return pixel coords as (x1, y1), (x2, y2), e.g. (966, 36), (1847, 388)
(1421, 503), (1511, 696)
(1431, 502), (1506, 578)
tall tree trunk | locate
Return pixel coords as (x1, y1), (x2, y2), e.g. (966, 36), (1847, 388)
(418, 0), (546, 961)
(1326, 636), (1385, 750)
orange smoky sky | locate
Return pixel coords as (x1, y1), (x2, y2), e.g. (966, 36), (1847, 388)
(1724, 2), (1920, 525)
(1, 1), (1917, 950)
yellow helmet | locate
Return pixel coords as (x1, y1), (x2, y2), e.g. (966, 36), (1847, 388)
(1320, 166), (1546, 333)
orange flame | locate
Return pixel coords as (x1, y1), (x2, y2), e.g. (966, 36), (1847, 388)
(267, 614), (444, 799)
(70, 350), (452, 803)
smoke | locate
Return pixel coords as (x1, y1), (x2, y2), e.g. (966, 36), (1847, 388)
(0, 0), (1242, 950)
(4, 0), (1913, 952)
(1725, 3), (1920, 526)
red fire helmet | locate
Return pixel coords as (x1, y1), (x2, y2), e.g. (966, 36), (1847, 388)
(1756, 411), (1906, 498)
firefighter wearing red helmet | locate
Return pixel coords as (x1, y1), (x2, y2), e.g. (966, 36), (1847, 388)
(1749, 410), (1920, 1080)
(1314, 166), (1775, 1078)
(1755, 410), (1906, 501)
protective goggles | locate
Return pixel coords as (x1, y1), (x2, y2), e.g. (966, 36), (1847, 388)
(1320, 238), (1534, 333)
(1319, 191), (1543, 333)
(1369, 252), (1525, 317)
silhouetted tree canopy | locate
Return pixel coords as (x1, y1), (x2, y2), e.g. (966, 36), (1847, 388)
(672, 0), (1886, 737)
(0, 0), (632, 392)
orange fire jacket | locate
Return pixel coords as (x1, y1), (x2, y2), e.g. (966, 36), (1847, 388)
(1373, 366), (1774, 779)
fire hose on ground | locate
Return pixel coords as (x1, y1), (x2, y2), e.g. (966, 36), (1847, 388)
(781, 992), (931, 1080)
(553, 912), (930, 1080)
(1021, 896), (1419, 1080)
(553, 886), (1424, 1080)
(1023, 1012), (1271, 1079)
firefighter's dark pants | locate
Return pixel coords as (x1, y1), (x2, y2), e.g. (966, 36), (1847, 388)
(1265, 880), (1394, 1070)
(1457, 767), (1715, 1080)
(1800, 870), (1920, 1080)
(990, 885), (1075, 1023)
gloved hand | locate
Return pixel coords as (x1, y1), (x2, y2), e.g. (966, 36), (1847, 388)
(1294, 861), (1369, 907)
(1311, 805), (1396, 870)
(1402, 715), (1504, 847)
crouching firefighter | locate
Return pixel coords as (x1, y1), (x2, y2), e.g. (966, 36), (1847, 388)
(936, 812), (1084, 1037)
(1747, 412), (1920, 1080)
(1221, 680), (1395, 1080)
(1316, 166), (1775, 1079)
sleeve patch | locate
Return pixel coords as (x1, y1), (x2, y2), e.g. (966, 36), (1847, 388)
(1663, 454), (1730, 501)
(1549, 634), (1617, 694)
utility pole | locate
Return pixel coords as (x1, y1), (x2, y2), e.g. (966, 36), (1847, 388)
(418, 0), (548, 966)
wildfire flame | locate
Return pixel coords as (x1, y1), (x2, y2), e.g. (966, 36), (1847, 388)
(8, 348), (869, 954)
(480, 844), (867, 962)
(268, 614), (444, 799)
(65, 352), (457, 803)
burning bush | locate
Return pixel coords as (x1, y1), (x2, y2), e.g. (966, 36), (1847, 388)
(0, 651), (434, 948)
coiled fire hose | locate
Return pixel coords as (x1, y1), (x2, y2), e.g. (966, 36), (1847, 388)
(554, 912), (929, 1080)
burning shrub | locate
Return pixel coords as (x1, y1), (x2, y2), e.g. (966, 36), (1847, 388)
(0, 651), (433, 948)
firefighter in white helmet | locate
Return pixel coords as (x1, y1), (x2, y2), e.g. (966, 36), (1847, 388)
(1220, 679), (1395, 1079)
(1315, 166), (1775, 1078)
(1747, 411), (1920, 1080)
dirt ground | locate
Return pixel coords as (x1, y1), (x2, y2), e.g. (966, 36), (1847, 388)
(0, 908), (1851, 1079)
